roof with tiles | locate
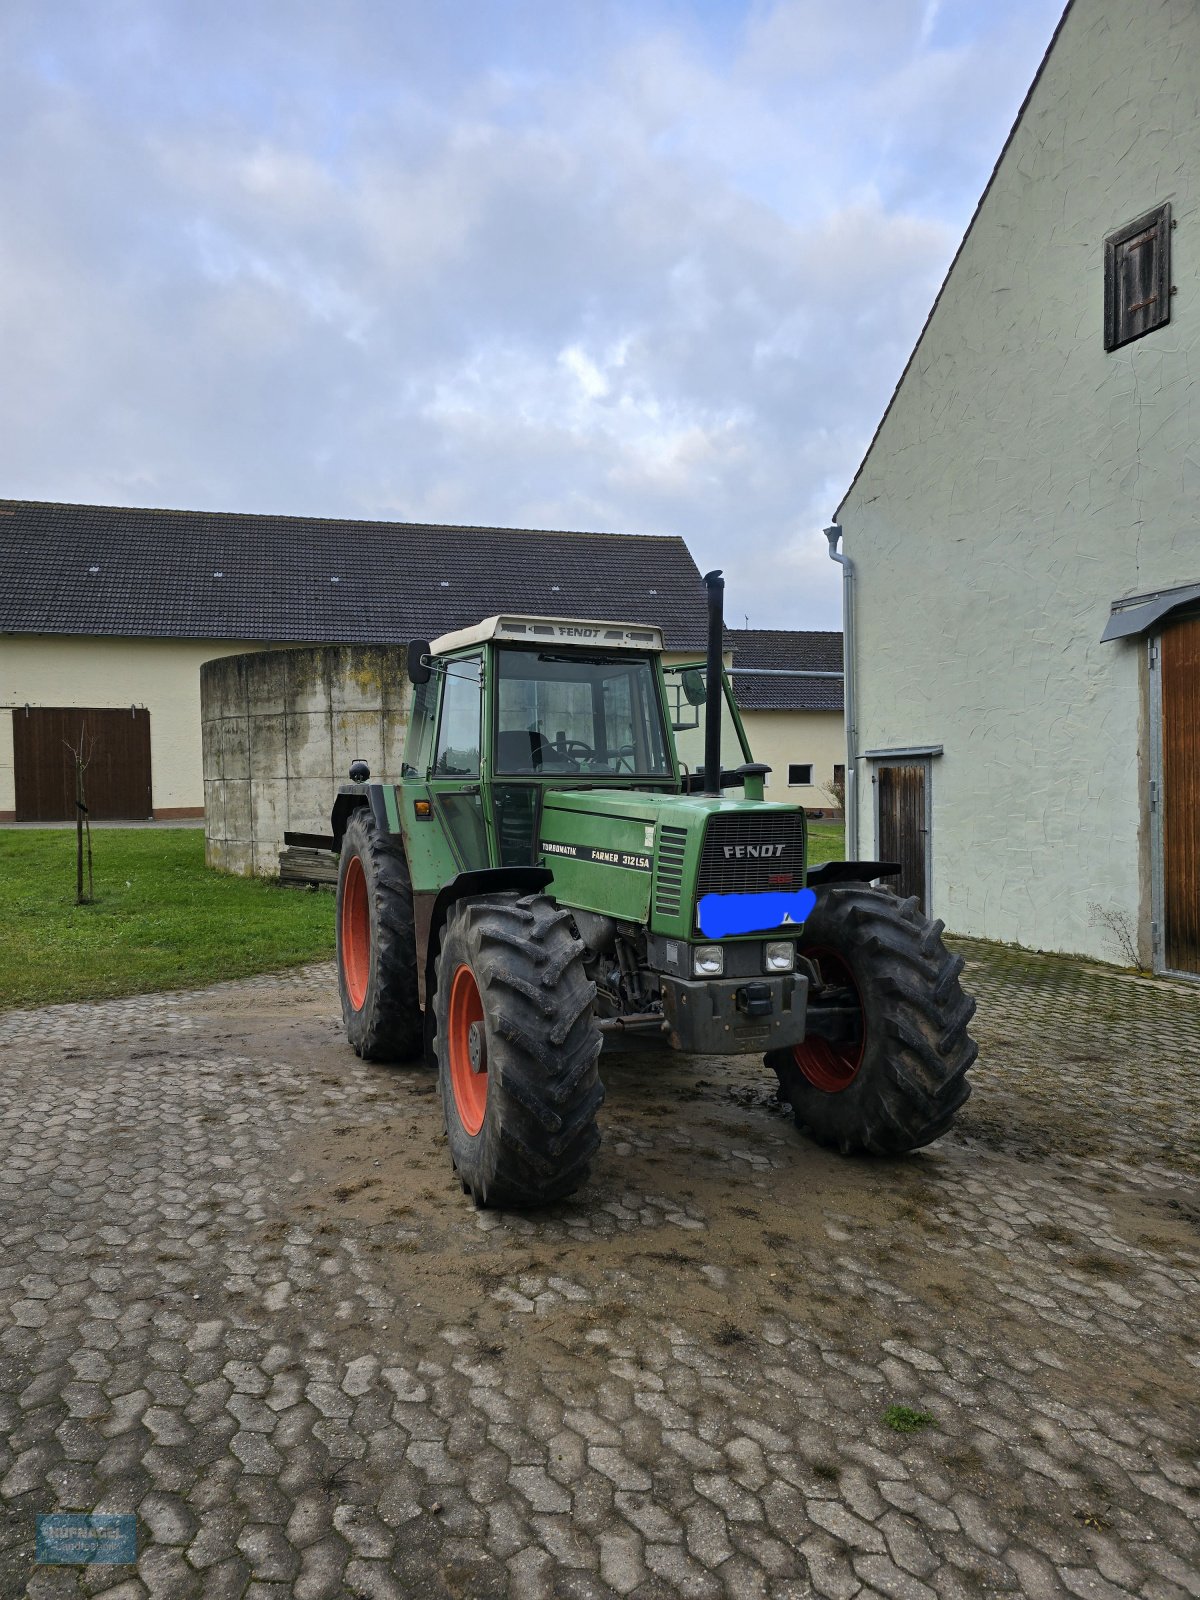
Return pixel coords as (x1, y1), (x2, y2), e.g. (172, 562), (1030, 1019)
(0, 499), (711, 649)
(729, 628), (844, 713)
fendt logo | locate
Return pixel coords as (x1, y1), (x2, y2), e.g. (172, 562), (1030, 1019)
(722, 844), (786, 859)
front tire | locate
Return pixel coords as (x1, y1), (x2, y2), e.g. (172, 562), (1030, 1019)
(767, 886), (976, 1154)
(433, 893), (603, 1207)
(336, 808), (423, 1062)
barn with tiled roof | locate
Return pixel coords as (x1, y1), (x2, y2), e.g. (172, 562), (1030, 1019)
(728, 628), (845, 812)
(0, 499), (711, 821)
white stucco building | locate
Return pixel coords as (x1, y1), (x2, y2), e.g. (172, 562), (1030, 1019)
(835, 0), (1199, 978)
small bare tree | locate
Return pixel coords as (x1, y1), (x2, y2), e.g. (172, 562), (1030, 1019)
(1087, 902), (1140, 969)
(822, 774), (846, 816)
(64, 723), (96, 905)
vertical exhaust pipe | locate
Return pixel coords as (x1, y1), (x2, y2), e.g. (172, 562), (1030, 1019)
(703, 569), (724, 795)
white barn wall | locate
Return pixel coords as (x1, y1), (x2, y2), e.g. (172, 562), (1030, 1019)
(743, 710), (845, 811)
(0, 709), (11, 816)
(0, 636), (275, 816)
(839, 0), (1198, 962)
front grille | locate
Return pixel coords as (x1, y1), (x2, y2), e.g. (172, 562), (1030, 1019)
(654, 826), (688, 917)
(697, 811), (807, 899)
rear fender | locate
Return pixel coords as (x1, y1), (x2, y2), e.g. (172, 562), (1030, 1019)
(330, 784), (391, 851)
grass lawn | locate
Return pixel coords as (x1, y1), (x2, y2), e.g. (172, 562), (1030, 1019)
(0, 829), (334, 1012)
(2, 818), (847, 1012)
(806, 819), (845, 866)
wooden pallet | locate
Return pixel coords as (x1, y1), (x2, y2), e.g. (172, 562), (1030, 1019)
(278, 845), (338, 887)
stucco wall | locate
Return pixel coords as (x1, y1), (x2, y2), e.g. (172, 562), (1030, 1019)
(742, 709), (845, 811)
(838, 0), (1198, 962)
(0, 635), (274, 818)
(201, 647), (411, 874)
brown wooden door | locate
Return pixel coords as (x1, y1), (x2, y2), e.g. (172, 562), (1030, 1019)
(12, 708), (152, 822)
(877, 762), (928, 913)
(1161, 615), (1200, 976)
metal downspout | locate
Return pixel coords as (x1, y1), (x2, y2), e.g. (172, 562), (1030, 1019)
(824, 524), (858, 858)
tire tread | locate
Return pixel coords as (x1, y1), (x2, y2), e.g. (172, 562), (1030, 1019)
(767, 884), (976, 1155)
(336, 808), (423, 1063)
(434, 893), (603, 1207)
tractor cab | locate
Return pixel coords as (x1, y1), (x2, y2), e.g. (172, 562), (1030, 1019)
(400, 613), (759, 874)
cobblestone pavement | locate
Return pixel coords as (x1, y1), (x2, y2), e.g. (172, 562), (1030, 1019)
(1, 941), (1197, 1599)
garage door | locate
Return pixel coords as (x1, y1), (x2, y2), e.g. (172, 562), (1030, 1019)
(876, 761), (930, 914)
(1160, 615), (1200, 976)
(13, 707), (152, 822)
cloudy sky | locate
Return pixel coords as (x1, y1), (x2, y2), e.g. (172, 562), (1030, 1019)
(1, 0), (1064, 628)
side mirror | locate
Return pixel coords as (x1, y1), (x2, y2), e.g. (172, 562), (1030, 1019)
(407, 639), (432, 685)
(681, 669), (707, 706)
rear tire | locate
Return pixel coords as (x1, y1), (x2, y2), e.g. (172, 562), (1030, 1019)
(767, 886), (976, 1154)
(433, 893), (603, 1207)
(336, 807), (423, 1062)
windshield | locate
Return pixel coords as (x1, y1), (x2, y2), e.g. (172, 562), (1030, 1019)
(494, 649), (671, 777)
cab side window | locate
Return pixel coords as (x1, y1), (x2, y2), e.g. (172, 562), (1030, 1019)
(433, 656), (483, 777)
(401, 679), (437, 777)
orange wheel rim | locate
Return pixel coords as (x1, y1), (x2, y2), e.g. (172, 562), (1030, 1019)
(448, 963), (487, 1136)
(792, 947), (864, 1093)
(341, 855), (370, 1011)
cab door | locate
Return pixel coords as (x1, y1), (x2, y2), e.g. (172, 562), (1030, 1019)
(428, 653), (494, 870)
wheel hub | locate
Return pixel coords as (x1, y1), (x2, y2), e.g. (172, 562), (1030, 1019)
(339, 854), (370, 1013)
(468, 1020), (487, 1074)
(792, 947), (865, 1093)
(447, 963), (488, 1137)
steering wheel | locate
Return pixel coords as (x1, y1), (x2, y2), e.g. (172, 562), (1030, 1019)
(557, 739), (595, 760)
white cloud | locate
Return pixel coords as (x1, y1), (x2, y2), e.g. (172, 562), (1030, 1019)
(0, 0), (1066, 628)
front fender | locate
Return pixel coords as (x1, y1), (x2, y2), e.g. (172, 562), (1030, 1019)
(417, 866), (555, 1019)
(806, 860), (900, 887)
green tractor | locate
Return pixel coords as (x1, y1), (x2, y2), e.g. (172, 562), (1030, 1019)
(319, 572), (976, 1208)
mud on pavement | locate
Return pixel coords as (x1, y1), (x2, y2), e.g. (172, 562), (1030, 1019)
(0, 940), (1197, 1598)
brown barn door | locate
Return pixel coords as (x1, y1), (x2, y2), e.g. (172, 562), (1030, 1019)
(1160, 616), (1200, 976)
(877, 762), (929, 913)
(13, 708), (153, 822)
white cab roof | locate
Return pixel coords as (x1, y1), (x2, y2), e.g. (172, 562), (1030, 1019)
(430, 614), (665, 654)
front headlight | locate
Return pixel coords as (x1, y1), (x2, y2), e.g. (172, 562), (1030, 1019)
(763, 941), (796, 973)
(693, 945), (725, 977)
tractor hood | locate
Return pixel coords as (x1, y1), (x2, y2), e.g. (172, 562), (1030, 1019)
(538, 788), (810, 938)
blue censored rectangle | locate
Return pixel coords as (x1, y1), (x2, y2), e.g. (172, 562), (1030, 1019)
(697, 888), (817, 938)
(36, 1513), (136, 1565)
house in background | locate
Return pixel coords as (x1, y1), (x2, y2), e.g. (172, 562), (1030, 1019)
(728, 629), (844, 813)
(835, 0), (1198, 978)
(0, 500), (711, 822)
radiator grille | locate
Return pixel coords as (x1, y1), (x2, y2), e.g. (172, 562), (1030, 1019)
(697, 812), (807, 900)
(654, 826), (689, 918)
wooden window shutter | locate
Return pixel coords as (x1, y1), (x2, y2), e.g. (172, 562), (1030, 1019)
(1104, 204), (1171, 351)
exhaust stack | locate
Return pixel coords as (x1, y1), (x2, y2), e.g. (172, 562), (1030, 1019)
(703, 569), (724, 795)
